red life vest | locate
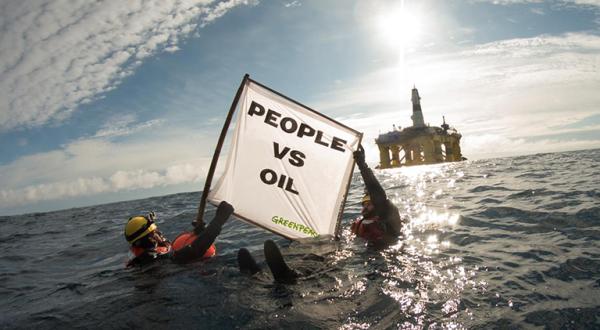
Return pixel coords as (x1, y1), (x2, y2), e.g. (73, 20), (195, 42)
(351, 216), (385, 242)
(130, 242), (172, 257)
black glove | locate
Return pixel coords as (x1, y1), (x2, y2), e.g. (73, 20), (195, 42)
(216, 201), (234, 219)
(353, 144), (366, 166)
(193, 201), (234, 234)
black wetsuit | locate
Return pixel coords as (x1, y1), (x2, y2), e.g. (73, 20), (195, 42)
(127, 203), (232, 267)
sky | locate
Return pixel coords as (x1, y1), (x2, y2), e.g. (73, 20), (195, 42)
(1, 0), (599, 216)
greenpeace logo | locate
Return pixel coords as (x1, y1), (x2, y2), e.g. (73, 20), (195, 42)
(271, 216), (319, 238)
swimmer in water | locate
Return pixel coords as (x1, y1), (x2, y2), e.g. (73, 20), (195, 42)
(124, 201), (234, 267)
(350, 144), (403, 248)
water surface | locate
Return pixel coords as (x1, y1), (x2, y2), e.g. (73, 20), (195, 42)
(1, 149), (599, 329)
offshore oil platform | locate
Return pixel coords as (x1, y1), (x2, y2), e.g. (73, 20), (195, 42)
(375, 87), (464, 168)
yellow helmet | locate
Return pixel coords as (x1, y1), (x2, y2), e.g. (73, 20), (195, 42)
(124, 216), (157, 244)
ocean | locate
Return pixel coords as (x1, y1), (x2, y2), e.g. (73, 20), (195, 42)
(1, 149), (599, 329)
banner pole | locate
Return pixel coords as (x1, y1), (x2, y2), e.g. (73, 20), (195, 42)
(334, 134), (363, 240)
(195, 74), (249, 227)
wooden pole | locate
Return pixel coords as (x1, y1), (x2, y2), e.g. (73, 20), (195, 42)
(194, 74), (249, 227)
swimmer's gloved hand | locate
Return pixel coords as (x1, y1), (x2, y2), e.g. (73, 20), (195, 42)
(353, 144), (367, 168)
(193, 201), (234, 234)
(215, 201), (234, 219)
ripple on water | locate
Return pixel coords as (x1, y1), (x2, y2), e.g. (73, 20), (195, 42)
(468, 185), (513, 193)
(525, 307), (600, 329)
(0, 255), (26, 262)
(507, 188), (558, 200)
(512, 249), (556, 262)
(540, 199), (582, 211)
(575, 206), (600, 223)
(543, 257), (600, 282)
(471, 318), (520, 329)
(515, 171), (553, 179)
(477, 198), (503, 205)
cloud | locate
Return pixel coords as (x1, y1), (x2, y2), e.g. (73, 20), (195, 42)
(567, 0), (600, 6)
(284, 1), (301, 8)
(0, 163), (207, 208)
(109, 163), (206, 190)
(0, 0), (253, 131)
(468, 0), (544, 4)
(468, 33), (600, 56)
(530, 7), (546, 15)
(0, 118), (220, 209)
(93, 114), (164, 139)
(471, 0), (600, 7)
(553, 114), (600, 130)
(201, 0), (257, 27)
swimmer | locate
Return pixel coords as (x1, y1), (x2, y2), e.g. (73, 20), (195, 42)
(351, 144), (403, 248)
(124, 201), (234, 267)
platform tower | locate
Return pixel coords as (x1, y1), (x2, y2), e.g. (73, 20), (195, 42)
(411, 86), (426, 127)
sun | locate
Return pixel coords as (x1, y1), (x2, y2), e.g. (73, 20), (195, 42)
(376, 5), (423, 49)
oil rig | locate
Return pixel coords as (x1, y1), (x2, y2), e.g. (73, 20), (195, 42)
(375, 87), (463, 168)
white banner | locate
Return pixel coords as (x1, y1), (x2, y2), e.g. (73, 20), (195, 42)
(208, 79), (361, 240)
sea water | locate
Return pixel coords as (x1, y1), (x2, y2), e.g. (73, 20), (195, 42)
(1, 149), (599, 329)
